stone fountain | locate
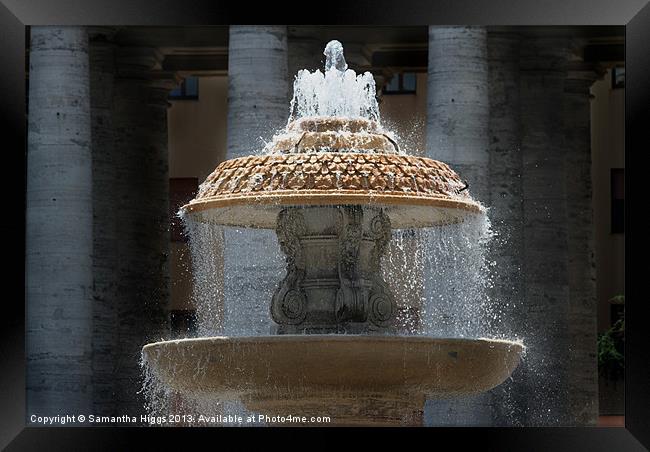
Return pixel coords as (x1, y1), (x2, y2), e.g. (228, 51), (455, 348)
(142, 40), (523, 426)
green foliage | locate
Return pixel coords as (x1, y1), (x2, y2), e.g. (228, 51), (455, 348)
(597, 301), (625, 379)
(609, 295), (625, 305)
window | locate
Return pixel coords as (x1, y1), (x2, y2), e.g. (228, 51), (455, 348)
(169, 76), (199, 100)
(611, 168), (624, 234)
(169, 178), (199, 242)
(611, 66), (625, 90)
(383, 72), (417, 95)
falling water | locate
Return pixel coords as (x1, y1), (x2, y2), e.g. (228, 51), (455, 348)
(182, 214), (225, 336)
(220, 227), (284, 336)
(382, 212), (505, 339)
(181, 208), (507, 341)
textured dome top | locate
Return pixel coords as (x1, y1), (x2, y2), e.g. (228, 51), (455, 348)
(182, 117), (482, 229)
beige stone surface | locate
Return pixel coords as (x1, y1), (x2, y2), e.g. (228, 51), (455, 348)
(182, 116), (482, 229)
(183, 152), (481, 229)
(142, 335), (523, 425)
(288, 116), (379, 133)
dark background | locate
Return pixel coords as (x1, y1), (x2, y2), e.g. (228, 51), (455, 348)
(1, 0), (648, 449)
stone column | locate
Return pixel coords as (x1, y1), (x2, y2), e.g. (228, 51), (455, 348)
(486, 30), (527, 426)
(563, 54), (601, 425)
(26, 26), (94, 416)
(519, 36), (571, 425)
(424, 26), (492, 426)
(223, 26), (289, 336)
(89, 27), (118, 416)
(426, 26), (490, 203)
(112, 47), (175, 416)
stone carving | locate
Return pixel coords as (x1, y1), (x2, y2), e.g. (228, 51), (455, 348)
(335, 206), (368, 323)
(272, 131), (399, 154)
(270, 208), (308, 325)
(367, 209), (395, 327)
(192, 152), (471, 202)
(185, 117), (482, 226)
(333, 206), (396, 327)
(287, 117), (379, 133)
(270, 205), (396, 331)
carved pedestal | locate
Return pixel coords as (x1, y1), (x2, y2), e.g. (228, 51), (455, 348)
(271, 206), (396, 334)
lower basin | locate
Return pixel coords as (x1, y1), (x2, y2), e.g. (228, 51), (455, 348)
(142, 335), (523, 425)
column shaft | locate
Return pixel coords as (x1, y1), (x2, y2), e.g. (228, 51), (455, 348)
(487, 30), (527, 426)
(89, 30), (118, 415)
(520, 36), (571, 425)
(564, 70), (599, 425)
(426, 26), (490, 203)
(112, 48), (173, 415)
(424, 25), (492, 426)
(227, 26), (289, 159)
(223, 26), (289, 336)
(26, 26), (93, 415)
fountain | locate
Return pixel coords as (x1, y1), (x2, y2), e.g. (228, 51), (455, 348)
(142, 40), (524, 426)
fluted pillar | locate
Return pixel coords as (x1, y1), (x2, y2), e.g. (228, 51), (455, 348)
(519, 36), (571, 425)
(112, 47), (175, 416)
(424, 26), (492, 426)
(223, 26), (289, 336)
(486, 30), (527, 426)
(563, 57), (600, 425)
(26, 26), (93, 417)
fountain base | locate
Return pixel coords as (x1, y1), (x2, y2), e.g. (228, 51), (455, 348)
(142, 335), (523, 426)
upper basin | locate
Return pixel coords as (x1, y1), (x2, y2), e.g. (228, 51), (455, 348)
(182, 152), (483, 229)
(181, 117), (483, 229)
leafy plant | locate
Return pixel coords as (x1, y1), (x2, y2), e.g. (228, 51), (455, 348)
(609, 295), (625, 305)
(597, 296), (625, 379)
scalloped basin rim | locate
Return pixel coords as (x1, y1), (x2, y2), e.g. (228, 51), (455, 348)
(181, 150), (484, 229)
(181, 193), (483, 229)
(142, 335), (524, 398)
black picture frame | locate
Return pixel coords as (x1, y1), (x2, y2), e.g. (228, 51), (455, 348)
(1, 0), (648, 449)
